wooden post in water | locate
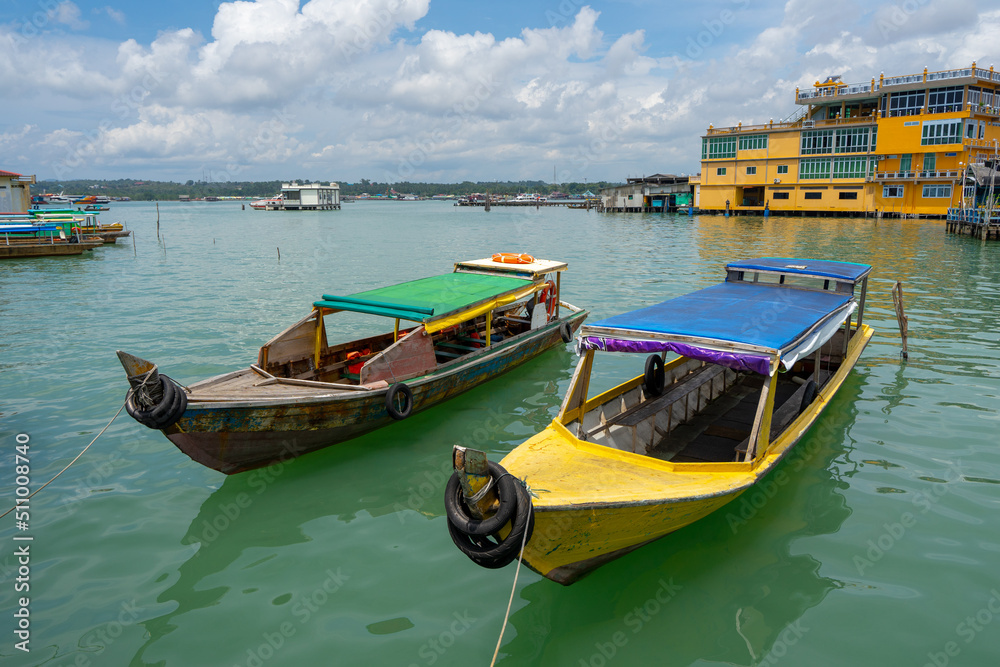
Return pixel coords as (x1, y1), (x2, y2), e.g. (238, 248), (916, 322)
(156, 202), (160, 240)
(892, 281), (909, 360)
(453, 446), (499, 519)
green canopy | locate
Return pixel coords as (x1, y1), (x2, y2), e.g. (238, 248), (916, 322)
(314, 272), (535, 330)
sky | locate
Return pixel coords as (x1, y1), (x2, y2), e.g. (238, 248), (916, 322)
(1, 0), (998, 184)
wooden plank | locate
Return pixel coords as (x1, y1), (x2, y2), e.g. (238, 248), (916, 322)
(585, 365), (726, 441)
(360, 326), (436, 384)
(742, 372), (774, 462)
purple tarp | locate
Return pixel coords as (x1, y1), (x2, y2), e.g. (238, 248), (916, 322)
(579, 336), (773, 375)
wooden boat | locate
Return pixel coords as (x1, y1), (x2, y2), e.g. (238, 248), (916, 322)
(118, 255), (588, 474)
(0, 223), (103, 258)
(446, 258), (873, 584)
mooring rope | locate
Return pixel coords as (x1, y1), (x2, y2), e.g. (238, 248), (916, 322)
(0, 392), (131, 520)
(489, 510), (530, 667)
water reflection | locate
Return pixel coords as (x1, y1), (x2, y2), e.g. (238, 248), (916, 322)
(500, 369), (865, 665)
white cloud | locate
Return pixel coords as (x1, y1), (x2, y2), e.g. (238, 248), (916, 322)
(53, 1), (90, 30)
(4, 0), (1000, 182)
(102, 6), (127, 25)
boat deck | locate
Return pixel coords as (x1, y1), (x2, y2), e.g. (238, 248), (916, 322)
(186, 369), (363, 402)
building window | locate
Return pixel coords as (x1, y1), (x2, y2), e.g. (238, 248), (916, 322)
(927, 86), (963, 114)
(964, 185), (976, 199)
(717, 167), (727, 175)
(706, 136), (737, 159)
(777, 165), (788, 174)
(835, 127), (870, 153)
(922, 184), (952, 198)
(801, 130), (834, 154)
(799, 158), (831, 179)
(921, 119), (962, 145)
(738, 134), (768, 151)
(832, 156), (872, 179)
(883, 185), (904, 198)
(899, 154), (912, 173)
(871, 126), (878, 151)
(888, 89), (926, 116)
(922, 153), (936, 173)
(839, 192), (859, 200)
(772, 192), (790, 200)
(746, 166), (757, 175)
(804, 192), (823, 200)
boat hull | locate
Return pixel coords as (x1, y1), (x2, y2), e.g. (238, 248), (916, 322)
(164, 312), (587, 474)
(506, 323), (873, 584)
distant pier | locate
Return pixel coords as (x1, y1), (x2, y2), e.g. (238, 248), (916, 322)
(946, 208), (1000, 240)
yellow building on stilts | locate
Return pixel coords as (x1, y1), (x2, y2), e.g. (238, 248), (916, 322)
(694, 63), (1000, 217)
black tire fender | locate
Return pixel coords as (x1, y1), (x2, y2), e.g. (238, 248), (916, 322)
(644, 354), (665, 397)
(559, 320), (573, 343)
(800, 380), (818, 413)
(385, 382), (413, 420)
(444, 461), (517, 536)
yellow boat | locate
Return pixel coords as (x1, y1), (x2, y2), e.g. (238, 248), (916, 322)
(446, 258), (873, 584)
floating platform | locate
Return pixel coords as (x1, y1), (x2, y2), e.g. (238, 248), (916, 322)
(946, 208), (1000, 240)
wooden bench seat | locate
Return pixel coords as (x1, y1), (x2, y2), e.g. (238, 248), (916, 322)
(586, 364), (727, 438)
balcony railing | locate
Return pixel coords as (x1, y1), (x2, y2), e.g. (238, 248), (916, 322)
(874, 170), (961, 181)
(795, 65), (1000, 103)
(705, 115), (876, 135)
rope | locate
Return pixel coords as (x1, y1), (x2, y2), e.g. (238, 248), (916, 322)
(1, 392), (131, 520)
(489, 482), (530, 667)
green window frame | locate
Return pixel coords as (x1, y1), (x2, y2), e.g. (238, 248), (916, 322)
(799, 158), (832, 180)
(801, 130), (834, 155)
(922, 153), (936, 172)
(921, 184), (952, 198)
(835, 127), (870, 153)
(921, 120), (962, 146)
(776, 165), (789, 174)
(832, 156), (872, 179)
(716, 167), (727, 176)
(706, 136), (737, 159)
(738, 134), (768, 151)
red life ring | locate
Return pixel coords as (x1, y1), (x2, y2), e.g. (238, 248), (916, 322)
(492, 252), (535, 264)
(537, 280), (556, 318)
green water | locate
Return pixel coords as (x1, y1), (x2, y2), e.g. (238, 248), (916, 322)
(2, 202), (999, 666)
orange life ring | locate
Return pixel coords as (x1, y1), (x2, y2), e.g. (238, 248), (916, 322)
(492, 252), (535, 264)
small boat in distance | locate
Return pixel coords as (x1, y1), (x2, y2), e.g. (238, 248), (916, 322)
(118, 255), (588, 474)
(446, 258), (873, 584)
(250, 196), (283, 210)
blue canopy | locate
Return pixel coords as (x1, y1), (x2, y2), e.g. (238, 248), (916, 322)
(585, 282), (852, 352)
(727, 257), (871, 283)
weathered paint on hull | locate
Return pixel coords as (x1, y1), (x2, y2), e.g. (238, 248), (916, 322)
(521, 492), (743, 585)
(0, 242), (101, 258)
(165, 312), (587, 474)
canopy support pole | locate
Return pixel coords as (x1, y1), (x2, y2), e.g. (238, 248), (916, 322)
(486, 310), (493, 347)
(394, 318), (400, 342)
(313, 309), (324, 370)
(744, 365), (778, 462)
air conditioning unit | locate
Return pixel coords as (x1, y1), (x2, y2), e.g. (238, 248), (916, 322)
(773, 178), (781, 184)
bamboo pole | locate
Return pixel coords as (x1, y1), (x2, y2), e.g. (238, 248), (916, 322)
(892, 281), (909, 360)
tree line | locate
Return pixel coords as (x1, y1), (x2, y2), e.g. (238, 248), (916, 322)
(33, 178), (621, 201)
